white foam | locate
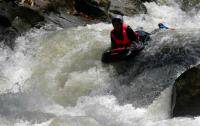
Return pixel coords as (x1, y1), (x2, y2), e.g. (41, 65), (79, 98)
(0, 1), (199, 125)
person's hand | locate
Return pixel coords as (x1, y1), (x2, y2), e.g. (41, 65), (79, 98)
(170, 27), (175, 30)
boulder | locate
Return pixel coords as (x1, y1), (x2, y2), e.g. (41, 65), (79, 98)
(74, 0), (110, 20)
(109, 0), (149, 16)
(1, 27), (18, 50)
(32, 0), (50, 9)
(171, 64), (200, 117)
(14, 6), (44, 26)
(141, 0), (156, 2)
(179, 0), (200, 11)
(0, 0), (44, 49)
(12, 16), (32, 32)
(0, 1), (45, 26)
(0, 15), (11, 28)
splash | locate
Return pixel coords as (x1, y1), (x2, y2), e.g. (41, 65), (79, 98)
(0, 1), (199, 125)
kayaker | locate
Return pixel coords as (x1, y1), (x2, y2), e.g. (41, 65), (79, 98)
(158, 21), (175, 30)
(110, 14), (139, 52)
(151, 21), (175, 34)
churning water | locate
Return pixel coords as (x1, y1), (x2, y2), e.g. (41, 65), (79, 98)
(0, 1), (200, 126)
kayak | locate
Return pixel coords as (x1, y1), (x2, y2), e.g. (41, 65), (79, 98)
(135, 30), (151, 43)
(101, 30), (150, 63)
(101, 42), (144, 63)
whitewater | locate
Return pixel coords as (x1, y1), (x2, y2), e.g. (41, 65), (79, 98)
(0, 1), (200, 126)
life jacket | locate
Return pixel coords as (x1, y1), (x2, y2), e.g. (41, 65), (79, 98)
(111, 23), (132, 48)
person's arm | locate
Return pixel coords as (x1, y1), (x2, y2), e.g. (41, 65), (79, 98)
(158, 23), (168, 29)
(126, 26), (139, 42)
(111, 32), (116, 49)
(169, 26), (175, 30)
(158, 23), (175, 30)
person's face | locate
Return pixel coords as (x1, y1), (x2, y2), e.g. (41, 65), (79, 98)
(112, 21), (122, 32)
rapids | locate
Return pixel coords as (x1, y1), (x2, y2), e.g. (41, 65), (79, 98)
(0, 1), (200, 126)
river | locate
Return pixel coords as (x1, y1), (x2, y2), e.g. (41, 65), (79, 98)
(0, 1), (199, 126)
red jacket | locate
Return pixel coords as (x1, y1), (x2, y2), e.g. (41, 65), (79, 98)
(111, 23), (133, 49)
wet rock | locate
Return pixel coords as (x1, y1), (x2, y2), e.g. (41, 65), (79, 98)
(171, 64), (200, 117)
(0, 0), (44, 49)
(45, 0), (67, 13)
(32, 0), (50, 9)
(12, 16), (32, 32)
(109, 0), (148, 16)
(14, 6), (44, 26)
(0, 27), (18, 50)
(0, 14), (16, 50)
(44, 12), (90, 28)
(0, 0), (45, 26)
(179, 0), (200, 11)
(141, 0), (155, 2)
(0, 15), (11, 28)
(74, 0), (111, 20)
